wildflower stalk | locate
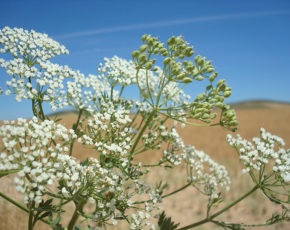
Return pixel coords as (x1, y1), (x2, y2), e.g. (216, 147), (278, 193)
(0, 27), (288, 229)
(67, 200), (85, 230)
(130, 109), (157, 157)
(0, 192), (29, 215)
(177, 184), (259, 229)
(162, 183), (192, 199)
(69, 109), (83, 156)
(0, 192), (50, 226)
(133, 182), (192, 205)
(28, 208), (34, 230)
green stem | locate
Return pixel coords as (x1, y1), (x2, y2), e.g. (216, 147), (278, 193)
(28, 209), (34, 230)
(0, 192), (50, 225)
(67, 200), (85, 230)
(67, 208), (79, 230)
(177, 184), (259, 230)
(162, 183), (191, 199)
(69, 109), (83, 156)
(133, 183), (191, 205)
(37, 97), (46, 121)
(130, 110), (156, 157)
(0, 191), (28, 213)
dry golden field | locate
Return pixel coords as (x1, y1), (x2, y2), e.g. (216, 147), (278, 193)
(1, 101), (290, 229)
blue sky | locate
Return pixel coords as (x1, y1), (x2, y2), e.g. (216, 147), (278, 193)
(0, 0), (290, 120)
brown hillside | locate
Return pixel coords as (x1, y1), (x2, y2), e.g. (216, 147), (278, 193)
(0, 101), (290, 229)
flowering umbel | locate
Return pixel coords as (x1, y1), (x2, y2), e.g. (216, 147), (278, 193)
(0, 27), (289, 229)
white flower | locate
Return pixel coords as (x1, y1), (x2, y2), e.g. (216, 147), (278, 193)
(227, 128), (290, 183)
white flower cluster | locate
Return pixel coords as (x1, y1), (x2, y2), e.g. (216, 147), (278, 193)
(0, 27), (68, 61)
(98, 56), (137, 86)
(159, 127), (230, 195)
(97, 56), (190, 114)
(129, 210), (155, 230)
(0, 117), (76, 203)
(137, 66), (190, 109)
(65, 73), (115, 112)
(0, 117), (134, 224)
(184, 145), (231, 194)
(227, 128), (290, 182)
(0, 27), (77, 106)
(162, 128), (185, 166)
(78, 101), (133, 156)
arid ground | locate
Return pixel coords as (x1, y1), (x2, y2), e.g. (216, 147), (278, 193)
(1, 101), (289, 229)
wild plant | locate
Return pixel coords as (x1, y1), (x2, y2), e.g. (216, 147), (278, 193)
(0, 27), (289, 229)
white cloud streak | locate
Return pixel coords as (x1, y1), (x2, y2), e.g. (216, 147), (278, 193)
(55, 10), (290, 39)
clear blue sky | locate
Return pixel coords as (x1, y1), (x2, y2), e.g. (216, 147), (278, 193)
(1, 0), (290, 120)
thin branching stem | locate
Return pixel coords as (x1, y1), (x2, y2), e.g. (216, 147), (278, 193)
(177, 184), (259, 230)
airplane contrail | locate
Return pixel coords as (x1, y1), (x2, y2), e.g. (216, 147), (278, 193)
(55, 10), (290, 39)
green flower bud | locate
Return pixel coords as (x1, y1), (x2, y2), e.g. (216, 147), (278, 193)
(215, 102), (224, 108)
(206, 67), (214, 73)
(163, 57), (171, 65)
(183, 77), (192, 83)
(197, 57), (205, 66)
(192, 112), (202, 119)
(153, 41), (159, 48)
(144, 61), (153, 70)
(229, 121), (238, 127)
(202, 114), (210, 119)
(138, 53), (147, 64)
(153, 48), (160, 54)
(224, 91), (232, 98)
(177, 73), (185, 80)
(185, 63), (194, 72)
(196, 93), (206, 101)
(141, 34), (149, 42)
(160, 48), (168, 56)
(210, 113), (217, 119)
(139, 44), (148, 52)
(193, 68), (199, 76)
(167, 36), (176, 45)
(194, 55), (201, 63)
(131, 50), (140, 58)
(195, 75), (204, 81)
(147, 38), (154, 46)
(175, 36), (183, 45)
(195, 108), (205, 113)
(185, 47), (194, 57)
(224, 110), (235, 118)
(158, 43), (164, 49)
(204, 86), (211, 92)
(216, 79), (225, 87)
(209, 72), (218, 82)
(172, 64), (182, 75)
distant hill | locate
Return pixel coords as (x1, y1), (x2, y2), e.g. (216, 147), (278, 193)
(230, 100), (290, 110)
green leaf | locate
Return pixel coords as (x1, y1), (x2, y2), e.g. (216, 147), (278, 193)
(158, 211), (180, 230)
(0, 169), (20, 178)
